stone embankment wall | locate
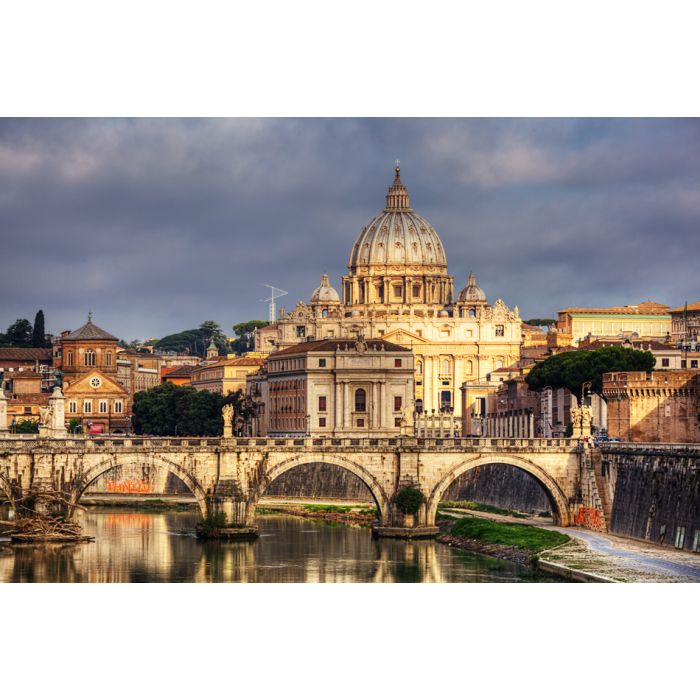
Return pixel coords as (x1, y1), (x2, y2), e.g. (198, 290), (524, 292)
(443, 464), (551, 513)
(602, 445), (700, 552)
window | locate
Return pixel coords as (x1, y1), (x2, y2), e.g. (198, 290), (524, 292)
(468, 308), (476, 318)
(440, 390), (452, 411)
(441, 359), (450, 374)
(415, 399), (423, 414)
(99, 401), (108, 413)
(106, 351), (112, 366)
(66, 351), (73, 366)
(319, 417), (326, 428)
(68, 401), (77, 413)
(692, 360), (698, 369)
(83, 400), (92, 413)
(318, 395), (327, 412)
(495, 325), (504, 337)
(296, 326), (306, 338)
(681, 360), (687, 368)
(84, 349), (96, 366)
(322, 309), (329, 318)
(24, 406), (32, 414)
(394, 417), (402, 427)
(114, 400), (123, 413)
(393, 286), (403, 298)
(354, 388), (366, 412)
(394, 358), (402, 368)
(416, 361), (423, 374)
(318, 359), (326, 368)
(413, 285), (421, 298)
(394, 396), (402, 412)
(661, 358), (670, 367)
(356, 418), (365, 428)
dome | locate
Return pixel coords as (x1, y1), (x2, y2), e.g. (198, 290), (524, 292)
(458, 272), (487, 303)
(348, 165), (448, 271)
(310, 273), (340, 304)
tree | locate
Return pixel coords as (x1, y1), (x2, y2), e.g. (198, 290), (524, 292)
(14, 419), (39, 434)
(231, 320), (269, 355)
(32, 310), (49, 347)
(525, 346), (656, 398)
(4, 319), (33, 347)
(524, 318), (555, 328)
(131, 383), (224, 436)
(153, 321), (230, 357)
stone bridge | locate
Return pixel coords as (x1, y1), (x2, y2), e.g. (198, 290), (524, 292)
(0, 435), (590, 536)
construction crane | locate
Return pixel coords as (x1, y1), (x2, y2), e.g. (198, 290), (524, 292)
(261, 284), (288, 323)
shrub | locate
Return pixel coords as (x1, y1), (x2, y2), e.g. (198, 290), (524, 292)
(394, 487), (424, 515)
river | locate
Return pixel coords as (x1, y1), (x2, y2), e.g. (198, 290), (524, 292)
(0, 507), (562, 583)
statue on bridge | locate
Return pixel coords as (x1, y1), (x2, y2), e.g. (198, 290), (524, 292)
(570, 404), (593, 439)
(222, 404), (234, 438)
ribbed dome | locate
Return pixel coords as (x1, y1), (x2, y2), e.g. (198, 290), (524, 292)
(349, 165), (447, 271)
(458, 272), (487, 303)
(310, 273), (340, 303)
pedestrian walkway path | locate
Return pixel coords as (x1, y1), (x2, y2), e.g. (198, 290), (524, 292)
(440, 507), (700, 582)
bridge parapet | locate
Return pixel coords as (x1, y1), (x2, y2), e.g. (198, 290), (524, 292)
(0, 435), (579, 453)
(601, 442), (700, 457)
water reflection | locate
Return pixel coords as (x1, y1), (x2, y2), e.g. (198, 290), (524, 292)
(0, 508), (561, 583)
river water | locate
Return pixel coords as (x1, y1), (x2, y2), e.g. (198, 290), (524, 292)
(0, 507), (562, 583)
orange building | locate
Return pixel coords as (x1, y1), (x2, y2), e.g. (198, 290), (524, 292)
(162, 364), (196, 386)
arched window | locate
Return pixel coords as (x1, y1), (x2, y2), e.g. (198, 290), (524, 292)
(354, 388), (366, 412)
(466, 360), (473, 375)
(106, 351), (112, 366)
(441, 358), (450, 375)
(66, 351), (73, 366)
(84, 349), (96, 366)
(114, 400), (123, 413)
(322, 308), (329, 318)
(468, 308), (476, 318)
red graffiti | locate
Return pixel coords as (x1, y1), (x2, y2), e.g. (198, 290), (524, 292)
(105, 480), (153, 493)
(574, 506), (605, 531)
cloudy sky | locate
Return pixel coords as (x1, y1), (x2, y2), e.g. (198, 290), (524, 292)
(0, 118), (698, 341)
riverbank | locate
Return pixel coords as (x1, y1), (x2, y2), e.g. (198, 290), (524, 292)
(436, 513), (569, 567)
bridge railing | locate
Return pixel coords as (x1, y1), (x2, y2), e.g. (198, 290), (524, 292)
(0, 434), (579, 451)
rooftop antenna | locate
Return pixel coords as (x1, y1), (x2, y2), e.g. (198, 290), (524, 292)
(261, 285), (288, 323)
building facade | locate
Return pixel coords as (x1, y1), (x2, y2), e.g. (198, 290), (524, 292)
(261, 338), (414, 437)
(670, 301), (700, 343)
(190, 356), (265, 395)
(255, 166), (522, 419)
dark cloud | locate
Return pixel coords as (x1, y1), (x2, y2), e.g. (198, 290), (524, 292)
(0, 118), (698, 340)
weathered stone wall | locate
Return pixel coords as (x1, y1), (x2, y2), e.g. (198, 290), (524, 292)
(602, 446), (700, 551)
(443, 464), (551, 513)
(264, 463), (372, 501)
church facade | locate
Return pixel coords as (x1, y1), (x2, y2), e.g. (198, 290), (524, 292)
(255, 166), (522, 419)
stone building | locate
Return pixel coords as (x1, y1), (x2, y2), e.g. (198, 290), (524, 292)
(255, 166), (521, 419)
(260, 338), (414, 437)
(162, 364), (196, 386)
(670, 301), (700, 343)
(55, 315), (130, 433)
(602, 370), (700, 443)
(116, 349), (162, 395)
(554, 301), (671, 347)
(190, 355), (265, 395)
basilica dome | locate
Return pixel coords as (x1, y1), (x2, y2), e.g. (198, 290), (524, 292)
(348, 166), (448, 272)
(310, 273), (340, 304)
(457, 271), (487, 303)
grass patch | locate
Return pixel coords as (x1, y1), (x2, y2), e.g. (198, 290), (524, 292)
(302, 504), (353, 514)
(440, 500), (531, 518)
(449, 516), (569, 554)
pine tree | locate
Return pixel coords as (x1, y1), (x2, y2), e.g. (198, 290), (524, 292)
(32, 310), (47, 348)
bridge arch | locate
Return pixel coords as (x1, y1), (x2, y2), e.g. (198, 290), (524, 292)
(426, 455), (571, 527)
(259, 454), (390, 520)
(74, 454), (209, 518)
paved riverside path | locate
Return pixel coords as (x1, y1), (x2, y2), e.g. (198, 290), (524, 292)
(440, 507), (700, 582)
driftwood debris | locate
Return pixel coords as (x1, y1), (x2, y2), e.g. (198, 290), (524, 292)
(1, 488), (94, 543)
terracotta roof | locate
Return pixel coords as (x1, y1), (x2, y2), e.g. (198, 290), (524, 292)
(11, 371), (43, 379)
(670, 301), (700, 313)
(228, 356), (265, 366)
(560, 301), (670, 315)
(63, 319), (118, 341)
(163, 365), (196, 378)
(269, 338), (411, 357)
(0, 348), (52, 361)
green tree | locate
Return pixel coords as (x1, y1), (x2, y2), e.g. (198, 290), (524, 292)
(153, 321), (230, 357)
(524, 318), (555, 328)
(131, 383), (225, 436)
(231, 320), (269, 355)
(525, 346), (656, 398)
(14, 419), (39, 434)
(3, 318), (33, 347)
(32, 310), (49, 347)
